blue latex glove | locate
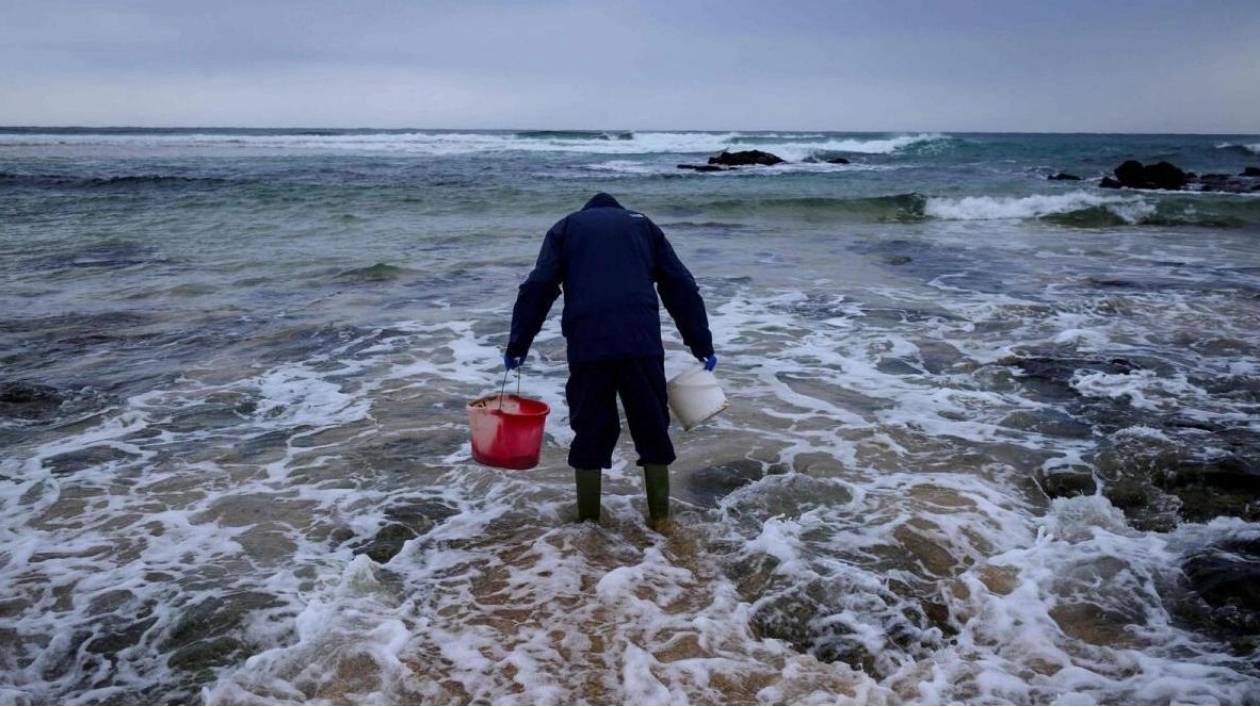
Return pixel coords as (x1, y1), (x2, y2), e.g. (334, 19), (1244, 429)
(504, 354), (525, 371)
(703, 354), (718, 372)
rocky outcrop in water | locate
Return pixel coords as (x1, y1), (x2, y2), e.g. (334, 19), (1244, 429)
(0, 381), (65, 419)
(678, 149), (789, 171)
(711, 149), (786, 167)
(1181, 537), (1260, 655)
(676, 149), (858, 172)
(351, 499), (458, 563)
(1098, 159), (1260, 193)
(997, 353), (1260, 532)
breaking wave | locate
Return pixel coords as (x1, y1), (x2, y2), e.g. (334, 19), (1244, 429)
(925, 191), (1156, 223)
(926, 191), (1260, 227)
(0, 128), (955, 159)
(1216, 141), (1260, 156)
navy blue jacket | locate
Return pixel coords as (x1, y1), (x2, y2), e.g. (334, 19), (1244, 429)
(508, 193), (714, 364)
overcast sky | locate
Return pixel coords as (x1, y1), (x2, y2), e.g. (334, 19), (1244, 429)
(2, 0), (1258, 133)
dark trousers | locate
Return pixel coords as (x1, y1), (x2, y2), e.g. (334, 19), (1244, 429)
(566, 356), (676, 469)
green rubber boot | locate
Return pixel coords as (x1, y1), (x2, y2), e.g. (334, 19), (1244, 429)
(575, 468), (602, 523)
(644, 464), (670, 528)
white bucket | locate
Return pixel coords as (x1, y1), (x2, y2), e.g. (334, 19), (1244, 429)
(667, 365), (729, 431)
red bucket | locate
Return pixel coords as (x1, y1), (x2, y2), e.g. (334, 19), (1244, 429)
(467, 394), (550, 469)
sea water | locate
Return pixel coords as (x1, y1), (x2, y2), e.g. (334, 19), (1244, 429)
(1, 128), (1259, 704)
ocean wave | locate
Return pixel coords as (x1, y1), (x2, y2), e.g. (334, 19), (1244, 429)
(677, 193), (929, 223)
(925, 191), (1156, 223)
(515, 130), (634, 141)
(0, 172), (230, 189)
(1215, 142), (1260, 156)
(0, 129), (954, 158)
(579, 159), (893, 178)
(0, 172), (214, 188)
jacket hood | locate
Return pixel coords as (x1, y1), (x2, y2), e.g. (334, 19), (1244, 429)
(582, 192), (623, 210)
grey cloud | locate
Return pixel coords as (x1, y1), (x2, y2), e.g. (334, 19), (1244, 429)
(2, 0), (1258, 131)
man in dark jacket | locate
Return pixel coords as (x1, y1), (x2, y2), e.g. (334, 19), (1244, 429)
(505, 192), (716, 527)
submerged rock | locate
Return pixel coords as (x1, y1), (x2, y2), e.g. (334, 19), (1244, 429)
(1158, 455), (1260, 523)
(351, 499), (457, 563)
(354, 523), (418, 563)
(1091, 431), (1260, 530)
(681, 459), (766, 508)
(1035, 466), (1098, 499)
(1048, 172), (1082, 181)
(1001, 355), (1142, 401)
(1182, 537), (1260, 653)
(45, 445), (137, 476)
(0, 381), (65, 419)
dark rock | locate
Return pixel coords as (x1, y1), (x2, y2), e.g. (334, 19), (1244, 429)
(1144, 160), (1189, 190)
(167, 636), (245, 672)
(1199, 172), (1260, 193)
(1036, 467), (1098, 498)
(707, 149), (785, 167)
(1159, 455), (1260, 523)
(45, 446), (137, 476)
(1101, 477), (1159, 513)
(1049, 172), (1082, 181)
(354, 523), (417, 563)
(162, 593), (282, 650)
(384, 499), (458, 528)
(1111, 159), (1188, 190)
(1003, 355), (1141, 400)
(0, 381), (65, 419)
(1182, 538), (1260, 645)
(1105, 483), (1180, 533)
(682, 460), (765, 508)
(85, 617), (159, 657)
(1001, 410), (1094, 439)
(1114, 160), (1147, 186)
(1100, 159), (1259, 193)
(1164, 455), (1258, 491)
(677, 163), (729, 172)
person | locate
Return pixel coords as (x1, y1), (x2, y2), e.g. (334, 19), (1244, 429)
(505, 192), (716, 527)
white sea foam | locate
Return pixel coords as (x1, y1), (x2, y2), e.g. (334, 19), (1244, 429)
(0, 129), (951, 158)
(581, 158), (892, 179)
(1071, 369), (1203, 411)
(1216, 141), (1260, 155)
(6, 224), (1260, 704)
(925, 191), (1155, 222)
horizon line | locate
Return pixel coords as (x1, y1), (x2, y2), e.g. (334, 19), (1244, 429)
(0, 125), (1258, 137)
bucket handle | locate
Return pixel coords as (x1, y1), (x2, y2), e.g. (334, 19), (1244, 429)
(498, 367), (522, 406)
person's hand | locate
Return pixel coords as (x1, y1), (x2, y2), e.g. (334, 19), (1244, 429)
(703, 354), (717, 372)
(504, 354), (525, 371)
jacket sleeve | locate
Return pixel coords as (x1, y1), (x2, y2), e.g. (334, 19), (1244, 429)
(507, 224), (564, 358)
(652, 223), (714, 360)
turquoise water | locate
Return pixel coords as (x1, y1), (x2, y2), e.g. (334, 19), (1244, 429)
(2, 129), (1259, 704)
